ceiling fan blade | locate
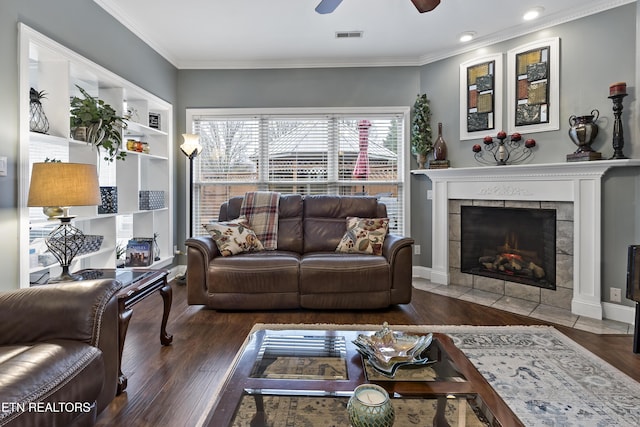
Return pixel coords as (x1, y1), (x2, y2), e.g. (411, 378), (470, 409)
(411, 0), (441, 13)
(315, 0), (343, 14)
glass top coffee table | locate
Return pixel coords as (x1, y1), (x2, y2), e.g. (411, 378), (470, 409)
(203, 327), (523, 426)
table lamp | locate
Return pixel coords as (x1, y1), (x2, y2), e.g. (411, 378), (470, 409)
(27, 162), (100, 282)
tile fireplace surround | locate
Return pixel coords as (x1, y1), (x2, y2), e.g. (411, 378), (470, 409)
(413, 160), (640, 321)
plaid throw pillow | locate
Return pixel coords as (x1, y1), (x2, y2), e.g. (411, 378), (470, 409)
(239, 192), (280, 250)
(336, 217), (389, 256)
(203, 216), (264, 256)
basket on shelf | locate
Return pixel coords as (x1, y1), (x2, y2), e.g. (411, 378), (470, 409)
(139, 190), (165, 210)
(99, 186), (118, 214)
(78, 235), (104, 255)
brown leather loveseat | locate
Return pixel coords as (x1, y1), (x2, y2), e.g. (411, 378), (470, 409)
(0, 279), (121, 427)
(185, 195), (414, 310)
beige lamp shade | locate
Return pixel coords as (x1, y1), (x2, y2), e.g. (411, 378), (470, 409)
(27, 162), (101, 207)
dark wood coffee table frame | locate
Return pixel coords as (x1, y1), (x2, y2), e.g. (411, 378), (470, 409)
(204, 328), (524, 427)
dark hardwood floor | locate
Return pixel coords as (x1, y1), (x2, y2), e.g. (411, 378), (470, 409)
(96, 281), (640, 427)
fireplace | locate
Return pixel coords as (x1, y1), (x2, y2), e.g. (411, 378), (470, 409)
(413, 160), (640, 320)
(460, 206), (556, 290)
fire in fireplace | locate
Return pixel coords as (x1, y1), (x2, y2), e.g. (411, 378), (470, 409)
(460, 205), (556, 290)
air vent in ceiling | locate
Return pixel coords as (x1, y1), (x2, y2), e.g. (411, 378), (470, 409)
(335, 31), (363, 39)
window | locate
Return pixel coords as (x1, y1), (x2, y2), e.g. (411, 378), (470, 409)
(187, 108), (409, 237)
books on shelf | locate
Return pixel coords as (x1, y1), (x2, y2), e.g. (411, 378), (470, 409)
(125, 238), (153, 267)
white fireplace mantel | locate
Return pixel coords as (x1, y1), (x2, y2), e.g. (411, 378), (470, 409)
(412, 160), (640, 320)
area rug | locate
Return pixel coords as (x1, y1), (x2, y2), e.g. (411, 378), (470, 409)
(199, 324), (640, 427)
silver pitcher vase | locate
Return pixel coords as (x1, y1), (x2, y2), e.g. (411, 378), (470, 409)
(568, 109), (599, 153)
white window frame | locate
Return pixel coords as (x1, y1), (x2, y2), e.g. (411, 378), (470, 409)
(185, 107), (411, 239)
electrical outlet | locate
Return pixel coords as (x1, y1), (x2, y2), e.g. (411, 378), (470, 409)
(414, 244), (421, 255)
(610, 287), (622, 303)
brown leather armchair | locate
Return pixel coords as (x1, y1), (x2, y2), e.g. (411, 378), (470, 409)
(0, 279), (121, 427)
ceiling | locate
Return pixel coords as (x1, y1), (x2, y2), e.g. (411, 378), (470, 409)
(94, 0), (631, 69)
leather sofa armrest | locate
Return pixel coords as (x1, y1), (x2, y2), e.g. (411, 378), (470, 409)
(185, 236), (220, 305)
(185, 236), (219, 262)
(384, 234), (415, 304)
(0, 279), (121, 346)
(382, 233), (415, 264)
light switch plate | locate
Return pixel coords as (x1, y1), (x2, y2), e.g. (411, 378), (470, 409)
(0, 156), (7, 176)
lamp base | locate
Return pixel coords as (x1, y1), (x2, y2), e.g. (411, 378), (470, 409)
(45, 217), (85, 283)
(48, 266), (83, 283)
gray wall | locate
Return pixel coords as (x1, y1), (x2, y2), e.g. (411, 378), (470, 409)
(418, 4), (637, 167)
(0, 0), (177, 291)
(175, 67), (421, 263)
(415, 3), (639, 306)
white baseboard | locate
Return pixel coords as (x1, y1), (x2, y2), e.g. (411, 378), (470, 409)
(602, 301), (637, 326)
(169, 265), (187, 282)
(571, 299), (604, 321)
(412, 266), (431, 280)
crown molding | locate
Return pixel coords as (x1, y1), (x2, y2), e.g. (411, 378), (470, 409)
(417, 0), (636, 65)
(93, 0), (180, 67)
(176, 56), (424, 70)
(95, 0), (635, 70)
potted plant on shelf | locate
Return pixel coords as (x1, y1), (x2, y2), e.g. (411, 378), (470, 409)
(70, 85), (127, 161)
(116, 242), (127, 268)
(410, 93), (433, 169)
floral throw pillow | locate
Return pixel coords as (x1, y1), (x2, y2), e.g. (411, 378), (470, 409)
(336, 217), (389, 256)
(203, 216), (264, 256)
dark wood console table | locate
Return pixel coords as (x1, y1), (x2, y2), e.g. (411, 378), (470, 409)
(77, 268), (173, 394)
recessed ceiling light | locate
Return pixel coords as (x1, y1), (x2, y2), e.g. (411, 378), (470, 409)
(523, 6), (544, 21)
(459, 32), (476, 43)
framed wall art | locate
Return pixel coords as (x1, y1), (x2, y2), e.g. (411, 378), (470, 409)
(507, 37), (560, 134)
(459, 53), (503, 140)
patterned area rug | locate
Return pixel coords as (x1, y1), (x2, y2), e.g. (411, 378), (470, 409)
(439, 325), (640, 426)
(199, 324), (640, 427)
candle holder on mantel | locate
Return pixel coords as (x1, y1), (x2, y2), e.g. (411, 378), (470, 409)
(609, 81), (628, 159)
(472, 131), (536, 166)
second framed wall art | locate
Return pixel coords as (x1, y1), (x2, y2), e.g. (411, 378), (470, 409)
(507, 37), (560, 134)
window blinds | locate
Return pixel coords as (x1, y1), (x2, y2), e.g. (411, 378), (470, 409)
(190, 111), (406, 236)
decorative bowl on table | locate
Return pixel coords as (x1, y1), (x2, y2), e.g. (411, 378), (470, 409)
(353, 322), (434, 377)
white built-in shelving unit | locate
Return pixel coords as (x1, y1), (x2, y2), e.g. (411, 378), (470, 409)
(18, 24), (174, 288)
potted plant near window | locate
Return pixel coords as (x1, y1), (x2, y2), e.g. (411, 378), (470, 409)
(70, 85), (127, 161)
(410, 93), (433, 169)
